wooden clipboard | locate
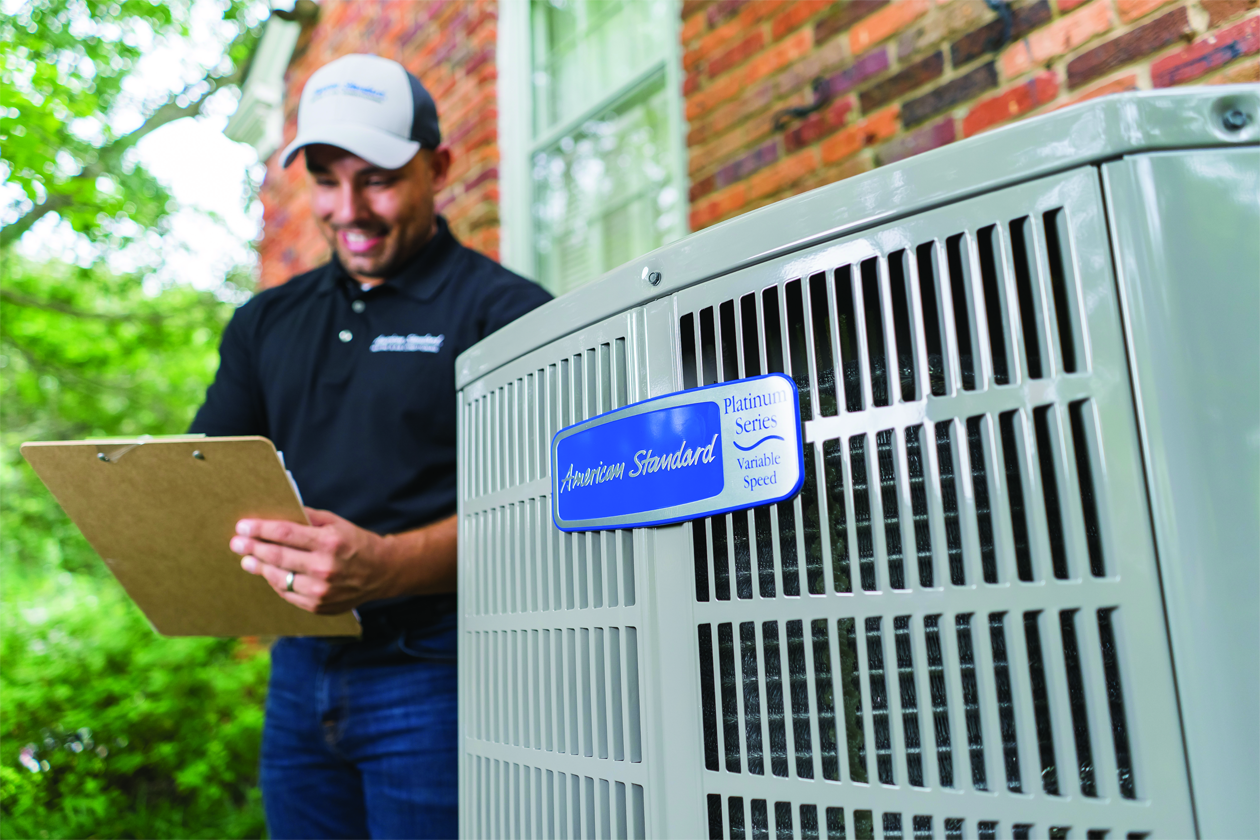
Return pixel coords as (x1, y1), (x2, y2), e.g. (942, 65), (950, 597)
(21, 436), (360, 638)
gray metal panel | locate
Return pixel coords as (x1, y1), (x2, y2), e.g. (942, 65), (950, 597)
(458, 309), (659, 838)
(458, 84), (1259, 840)
(458, 85), (1260, 391)
(458, 161), (1203, 838)
(1103, 147), (1260, 840)
(669, 166), (1192, 838)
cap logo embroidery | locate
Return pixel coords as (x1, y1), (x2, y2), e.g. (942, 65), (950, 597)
(311, 81), (388, 104)
(369, 334), (445, 353)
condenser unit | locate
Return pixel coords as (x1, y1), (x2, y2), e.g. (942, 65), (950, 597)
(455, 85), (1259, 840)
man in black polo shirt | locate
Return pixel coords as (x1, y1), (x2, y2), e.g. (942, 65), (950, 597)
(191, 54), (551, 838)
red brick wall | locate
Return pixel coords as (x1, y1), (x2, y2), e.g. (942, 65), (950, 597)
(256, 0), (1255, 285)
(257, 0), (501, 289)
(684, 0), (1259, 231)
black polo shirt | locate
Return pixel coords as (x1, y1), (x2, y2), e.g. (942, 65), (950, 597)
(190, 216), (551, 620)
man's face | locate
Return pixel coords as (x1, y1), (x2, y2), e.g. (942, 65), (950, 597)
(305, 144), (451, 284)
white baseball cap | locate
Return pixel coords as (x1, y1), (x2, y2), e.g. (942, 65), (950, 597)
(281, 54), (441, 170)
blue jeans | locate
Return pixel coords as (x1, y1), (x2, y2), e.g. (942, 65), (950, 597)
(260, 611), (458, 839)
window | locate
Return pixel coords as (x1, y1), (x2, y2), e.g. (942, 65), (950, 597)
(500, 0), (687, 297)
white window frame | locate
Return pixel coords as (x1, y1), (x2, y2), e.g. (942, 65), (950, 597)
(496, 0), (690, 284)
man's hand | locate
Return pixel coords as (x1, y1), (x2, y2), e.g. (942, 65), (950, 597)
(230, 508), (457, 614)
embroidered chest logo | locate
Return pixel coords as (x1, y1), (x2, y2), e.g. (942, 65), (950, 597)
(369, 334), (445, 353)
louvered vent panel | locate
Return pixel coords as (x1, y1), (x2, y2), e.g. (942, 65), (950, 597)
(672, 169), (1188, 838)
(464, 337), (638, 617)
(460, 313), (649, 838)
(460, 161), (1199, 838)
(469, 756), (646, 840)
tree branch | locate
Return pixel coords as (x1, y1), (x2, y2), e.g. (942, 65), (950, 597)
(0, 333), (136, 395)
(0, 27), (259, 251)
(0, 195), (73, 249)
(0, 288), (163, 324)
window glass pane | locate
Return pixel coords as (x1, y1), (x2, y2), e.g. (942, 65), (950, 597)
(531, 0), (673, 136)
(532, 74), (683, 297)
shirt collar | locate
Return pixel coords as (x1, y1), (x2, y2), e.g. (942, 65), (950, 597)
(317, 215), (460, 303)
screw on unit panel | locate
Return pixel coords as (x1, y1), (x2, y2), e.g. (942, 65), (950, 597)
(97, 453), (109, 462)
(192, 450), (205, 460)
(647, 271), (662, 286)
(1222, 108), (1250, 131)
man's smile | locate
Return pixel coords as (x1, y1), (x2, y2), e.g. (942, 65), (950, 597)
(339, 229), (386, 254)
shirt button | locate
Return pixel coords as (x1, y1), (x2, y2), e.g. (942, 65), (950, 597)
(338, 330), (353, 343)
(351, 300), (366, 314)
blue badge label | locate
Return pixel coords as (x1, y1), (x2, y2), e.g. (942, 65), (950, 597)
(551, 373), (804, 531)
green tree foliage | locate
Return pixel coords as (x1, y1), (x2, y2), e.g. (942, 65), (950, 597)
(0, 576), (269, 839)
(1, 256), (240, 575)
(1, 2), (279, 836)
(0, 0), (260, 249)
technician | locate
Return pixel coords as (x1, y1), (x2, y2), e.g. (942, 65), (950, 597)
(189, 54), (551, 838)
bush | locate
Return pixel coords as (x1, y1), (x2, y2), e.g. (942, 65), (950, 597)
(0, 569), (269, 839)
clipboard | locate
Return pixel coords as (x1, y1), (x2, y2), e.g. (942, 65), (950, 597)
(20, 435), (361, 638)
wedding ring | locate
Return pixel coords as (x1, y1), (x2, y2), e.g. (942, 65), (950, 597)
(285, 571), (296, 593)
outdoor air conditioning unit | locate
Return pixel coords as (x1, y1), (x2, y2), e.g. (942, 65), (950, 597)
(455, 85), (1259, 840)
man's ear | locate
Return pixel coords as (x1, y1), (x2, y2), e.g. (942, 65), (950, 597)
(429, 145), (453, 191)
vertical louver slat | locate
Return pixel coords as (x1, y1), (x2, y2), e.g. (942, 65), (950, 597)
(1097, 608), (1136, 799)
(707, 793), (723, 840)
(988, 612), (1022, 792)
(733, 510), (754, 600)
(811, 618), (841, 782)
(850, 434), (877, 592)
(1032, 405), (1070, 580)
(821, 438), (852, 593)
(784, 279), (813, 421)
(876, 428), (907, 591)
(695, 519), (711, 603)
(837, 617), (868, 783)
(860, 259), (891, 408)
(626, 627), (642, 763)
(712, 516), (732, 602)
(809, 273), (839, 417)
(1008, 216), (1047, 381)
(904, 425), (935, 589)
(719, 622), (742, 774)
(893, 615), (924, 787)
(923, 615), (954, 788)
(785, 619), (814, 779)
(943, 235), (978, 392)
(963, 416), (999, 584)
(835, 265), (865, 413)
(699, 623), (719, 771)
(937, 418), (962, 584)
(998, 410), (1034, 582)
(802, 444), (826, 595)
(955, 613), (988, 791)
(741, 621), (766, 776)
(1069, 400), (1106, 577)
(914, 242), (949, 397)
(976, 225), (1012, 387)
(719, 300), (740, 384)
(887, 250), (918, 404)
(762, 620), (790, 778)
(593, 627), (609, 760)
(864, 617), (895, 785)
(1058, 608), (1097, 797)
(1041, 209), (1082, 375)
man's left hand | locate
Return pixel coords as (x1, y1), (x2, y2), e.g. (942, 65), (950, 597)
(230, 508), (395, 614)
